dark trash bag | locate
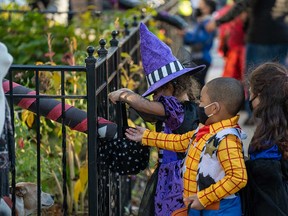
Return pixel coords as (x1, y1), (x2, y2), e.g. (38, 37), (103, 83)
(99, 102), (150, 175)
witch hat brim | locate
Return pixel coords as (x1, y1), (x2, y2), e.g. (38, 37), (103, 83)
(142, 65), (205, 97)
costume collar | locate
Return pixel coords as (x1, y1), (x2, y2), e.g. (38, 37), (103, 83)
(209, 115), (240, 134)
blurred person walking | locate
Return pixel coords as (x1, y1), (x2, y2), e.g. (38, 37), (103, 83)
(183, 0), (217, 87)
(214, 0), (247, 81)
(206, 0), (288, 125)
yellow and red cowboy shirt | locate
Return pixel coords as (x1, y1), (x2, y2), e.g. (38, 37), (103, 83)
(142, 115), (247, 207)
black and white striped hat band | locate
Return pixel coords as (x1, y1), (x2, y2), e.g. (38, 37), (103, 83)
(146, 60), (185, 86)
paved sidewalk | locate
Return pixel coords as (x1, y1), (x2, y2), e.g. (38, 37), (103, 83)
(206, 39), (256, 156)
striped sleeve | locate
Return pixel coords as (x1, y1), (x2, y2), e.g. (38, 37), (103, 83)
(142, 129), (195, 152)
(197, 135), (247, 207)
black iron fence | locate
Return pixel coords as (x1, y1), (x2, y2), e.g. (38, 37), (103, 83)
(5, 15), (148, 215)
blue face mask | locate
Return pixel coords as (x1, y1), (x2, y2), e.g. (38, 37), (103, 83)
(196, 103), (214, 125)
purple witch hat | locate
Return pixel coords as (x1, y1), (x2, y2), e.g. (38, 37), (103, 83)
(139, 23), (206, 97)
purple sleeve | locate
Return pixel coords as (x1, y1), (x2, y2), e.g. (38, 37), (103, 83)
(158, 96), (184, 131)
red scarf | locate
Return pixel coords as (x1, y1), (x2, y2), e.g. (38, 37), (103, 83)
(195, 125), (210, 142)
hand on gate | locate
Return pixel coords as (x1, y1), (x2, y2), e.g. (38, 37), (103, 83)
(108, 88), (133, 104)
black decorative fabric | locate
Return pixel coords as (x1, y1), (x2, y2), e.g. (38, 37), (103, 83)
(172, 101), (199, 161)
(99, 102), (150, 175)
(241, 159), (288, 216)
(99, 137), (150, 175)
(172, 101), (199, 135)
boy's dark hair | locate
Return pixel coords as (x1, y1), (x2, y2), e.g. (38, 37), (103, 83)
(206, 77), (244, 116)
(249, 62), (288, 159)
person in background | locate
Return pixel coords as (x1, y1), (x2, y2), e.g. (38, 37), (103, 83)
(109, 23), (205, 216)
(214, 0), (247, 81)
(242, 62), (288, 216)
(183, 0), (217, 87)
(206, 0), (288, 125)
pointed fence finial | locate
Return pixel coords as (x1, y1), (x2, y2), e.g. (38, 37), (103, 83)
(97, 39), (108, 58)
(110, 30), (119, 47)
(132, 15), (138, 27)
(124, 22), (130, 36)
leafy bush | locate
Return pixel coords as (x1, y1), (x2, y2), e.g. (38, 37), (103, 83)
(0, 3), (146, 65)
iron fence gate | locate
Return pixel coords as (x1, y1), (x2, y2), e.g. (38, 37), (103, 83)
(4, 16), (147, 216)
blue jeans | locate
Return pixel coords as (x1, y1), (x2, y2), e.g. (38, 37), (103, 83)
(188, 196), (242, 216)
(245, 43), (288, 117)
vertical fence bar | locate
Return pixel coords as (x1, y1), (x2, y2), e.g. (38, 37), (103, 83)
(35, 69), (41, 215)
(85, 46), (98, 216)
(8, 68), (16, 216)
(114, 34), (123, 216)
(8, 70), (16, 216)
(61, 69), (68, 215)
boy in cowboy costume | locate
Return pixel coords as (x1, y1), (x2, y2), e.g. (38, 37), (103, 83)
(126, 77), (248, 216)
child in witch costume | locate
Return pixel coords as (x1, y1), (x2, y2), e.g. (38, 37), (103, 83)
(109, 23), (206, 216)
(126, 77), (248, 216)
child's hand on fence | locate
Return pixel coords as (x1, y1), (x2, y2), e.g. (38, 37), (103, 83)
(108, 89), (124, 104)
(184, 195), (204, 210)
(125, 126), (147, 142)
(108, 88), (133, 104)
